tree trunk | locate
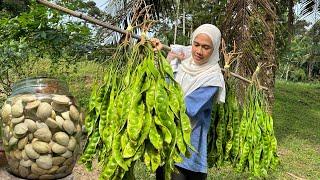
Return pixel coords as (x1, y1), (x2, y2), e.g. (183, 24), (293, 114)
(308, 61), (314, 80)
(285, 63), (290, 81)
(288, 0), (294, 43)
(174, 2), (180, 44)
(183, 7), (185, 36)
(261, 11), (277, 106)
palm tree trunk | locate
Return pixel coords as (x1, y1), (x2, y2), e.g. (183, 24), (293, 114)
(174, 1), (180, 44)
(222, 0), (277, 107)
(288, 0), (294, 42)
(261, 10), (277, 105)
(183, 7), (185, 36)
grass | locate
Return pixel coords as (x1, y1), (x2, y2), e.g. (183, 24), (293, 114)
(271, 80), (320, 179)
(21, 59), (105, 109)
(273, 81), (320, 145)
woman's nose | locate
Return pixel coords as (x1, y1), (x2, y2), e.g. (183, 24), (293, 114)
(196, 47), (203, 55)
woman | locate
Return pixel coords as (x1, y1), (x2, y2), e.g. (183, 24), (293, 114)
(152, 24), (226, 180)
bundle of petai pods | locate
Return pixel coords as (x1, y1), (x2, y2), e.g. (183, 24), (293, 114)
(79, 41), (194, 180)
(208, 79), (279, 177)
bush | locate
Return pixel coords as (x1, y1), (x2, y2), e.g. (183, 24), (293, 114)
(290, 68), (307, 82)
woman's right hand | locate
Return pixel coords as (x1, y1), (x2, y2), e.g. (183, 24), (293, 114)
(150, 38), (186, 62)
(150, 38), (163, 51)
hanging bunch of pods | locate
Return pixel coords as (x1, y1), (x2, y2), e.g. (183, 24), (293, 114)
(79, 40), (194, 180)
(208, 77), (279, 177)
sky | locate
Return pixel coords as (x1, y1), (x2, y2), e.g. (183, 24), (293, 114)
(294, 3), (319, 26)
(93, 0), (107, 9)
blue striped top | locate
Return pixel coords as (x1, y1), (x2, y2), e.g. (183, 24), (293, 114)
(176, 86), (218, 173)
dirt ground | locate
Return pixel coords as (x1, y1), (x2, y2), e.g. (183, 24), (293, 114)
(72, 160), (101, 180)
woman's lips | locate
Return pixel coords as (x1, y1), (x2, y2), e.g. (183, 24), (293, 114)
(194, 55), (202, 61)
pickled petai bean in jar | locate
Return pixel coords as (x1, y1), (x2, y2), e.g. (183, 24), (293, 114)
(0, 77), (83, 179)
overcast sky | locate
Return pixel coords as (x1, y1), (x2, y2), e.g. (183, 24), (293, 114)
(93, 0), (107, 9)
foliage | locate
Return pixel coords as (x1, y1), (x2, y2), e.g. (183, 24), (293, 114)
(308, 20), (320, 59)
(278, 20), (320, 81)
(291, 67), (308, 81)
(0, 1), (319, 179)
(274, 0), (292, 63)
(0, 0), (30, 15)
(0, 0), (111, 96)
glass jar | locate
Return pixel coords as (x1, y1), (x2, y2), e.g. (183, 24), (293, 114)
(0, 77), (83, 179)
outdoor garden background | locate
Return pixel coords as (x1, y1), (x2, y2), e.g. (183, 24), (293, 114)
(0, 0), (319, 179)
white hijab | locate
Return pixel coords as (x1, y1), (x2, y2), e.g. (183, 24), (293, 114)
(175, 24), (226, 103)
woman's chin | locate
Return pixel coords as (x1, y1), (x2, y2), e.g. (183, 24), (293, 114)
(194, 59), (205, 65)
(193, 58), (202, 64)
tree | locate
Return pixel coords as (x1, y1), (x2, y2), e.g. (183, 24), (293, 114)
(277, 19), (319, 81)
(222, 0), (277, 105)
(306, 20), (320, 79)
(0, 0), (30, 16)
(107, 0), (277, 105)
(288, 0), (295, 43)
(92, 0), (227, 45)
(0, 0), (99, 96)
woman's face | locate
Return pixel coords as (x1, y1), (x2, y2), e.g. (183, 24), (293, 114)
(191, 33), (214, 65)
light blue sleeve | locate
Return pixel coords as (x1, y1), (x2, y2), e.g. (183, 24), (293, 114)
(184, 86), (218, 119)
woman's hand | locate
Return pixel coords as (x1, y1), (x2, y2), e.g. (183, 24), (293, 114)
(167, 51), (185, 61)
(150, 38), (163, 51)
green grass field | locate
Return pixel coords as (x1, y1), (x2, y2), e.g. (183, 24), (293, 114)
(272, 81), (320, 179)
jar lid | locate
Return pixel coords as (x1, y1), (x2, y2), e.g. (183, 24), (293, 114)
(11, 76), (71, 96)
